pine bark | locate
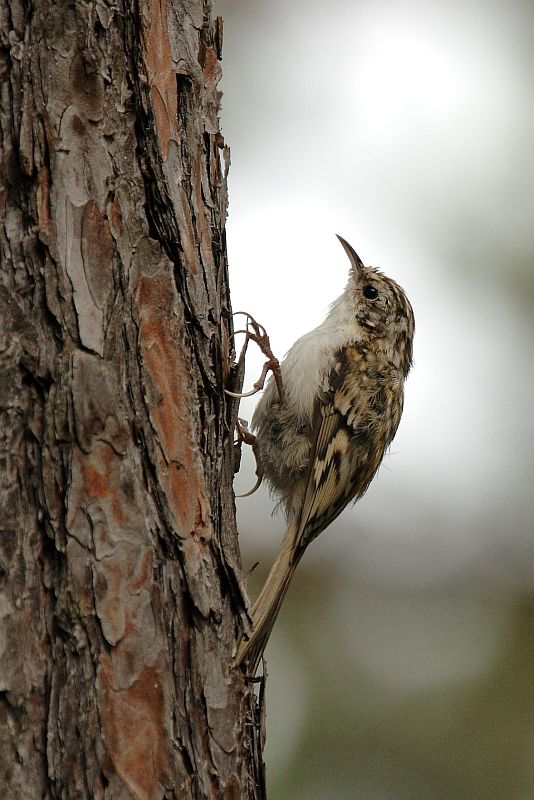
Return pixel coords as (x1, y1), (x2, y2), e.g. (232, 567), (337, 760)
(0, 1), (264, 797)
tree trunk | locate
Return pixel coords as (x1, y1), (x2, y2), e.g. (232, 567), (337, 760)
(0, 1), (264, 797)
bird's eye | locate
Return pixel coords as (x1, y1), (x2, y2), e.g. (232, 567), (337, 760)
(363, 285), (378, 300)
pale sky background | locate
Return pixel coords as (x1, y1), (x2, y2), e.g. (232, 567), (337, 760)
(214, 1), (534, 796)
(218, 0), (534, 588)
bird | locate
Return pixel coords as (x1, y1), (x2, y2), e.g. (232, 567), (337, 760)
(236, 235), (415, 672)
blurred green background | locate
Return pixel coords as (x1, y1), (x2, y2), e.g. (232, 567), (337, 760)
(214, 0), (534, 797)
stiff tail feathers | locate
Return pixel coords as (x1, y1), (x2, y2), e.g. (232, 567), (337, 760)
(236, 518), (302, 672)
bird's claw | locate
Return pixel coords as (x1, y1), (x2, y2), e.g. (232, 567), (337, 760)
(225, 312), (285, 404)
(234, 418), (264, 498)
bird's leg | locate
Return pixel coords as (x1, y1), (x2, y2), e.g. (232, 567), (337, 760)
(225, 312), (285, 404)
(234, 418), (264, 497)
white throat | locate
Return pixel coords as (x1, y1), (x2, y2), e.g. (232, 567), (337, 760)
(277, 289), (360, 423)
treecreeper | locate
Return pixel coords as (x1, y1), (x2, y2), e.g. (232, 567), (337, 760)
(236, 235), (415, 672)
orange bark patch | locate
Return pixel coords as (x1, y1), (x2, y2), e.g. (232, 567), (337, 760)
(130, 548), (153, 594)
(202, 44), (222, 89)
(82, 444), (129, 528)
(67, 440), (156, 645)
(99, 656), (170, 799)
(135, 273), (212, 538)
(144, 0), (179, 161)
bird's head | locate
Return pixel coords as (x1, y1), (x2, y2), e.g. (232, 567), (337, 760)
(337, 234), (415, 376)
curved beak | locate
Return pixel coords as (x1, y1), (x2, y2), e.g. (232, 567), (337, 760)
(336, 234), (364, 278)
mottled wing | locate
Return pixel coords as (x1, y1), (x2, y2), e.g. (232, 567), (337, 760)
(294, 346), (388, 551)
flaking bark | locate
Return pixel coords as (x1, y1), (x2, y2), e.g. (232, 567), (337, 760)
(0, 1), (265, 797)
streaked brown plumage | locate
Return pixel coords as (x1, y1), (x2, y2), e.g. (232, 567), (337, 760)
(236, 236), (415, 671)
